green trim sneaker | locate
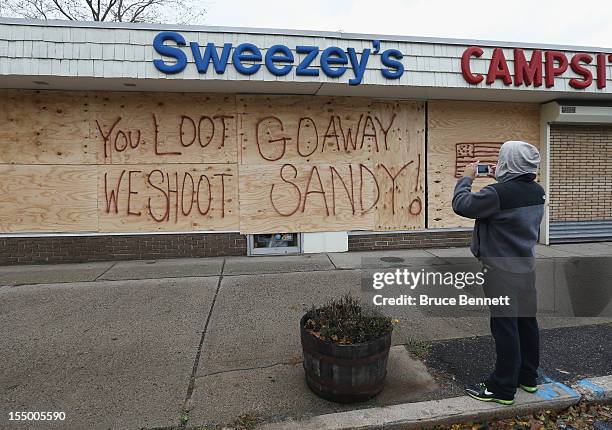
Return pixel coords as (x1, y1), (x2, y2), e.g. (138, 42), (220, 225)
(519, 383), (538, 393)
(465, 382), (515, 405)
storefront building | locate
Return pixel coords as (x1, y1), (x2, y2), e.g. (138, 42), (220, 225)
(1, 18), (611, 264)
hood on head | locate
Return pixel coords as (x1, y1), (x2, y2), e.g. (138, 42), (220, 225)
(496, 140), (540, 183)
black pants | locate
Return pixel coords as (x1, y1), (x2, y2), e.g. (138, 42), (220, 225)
(483, 266), (540, 399)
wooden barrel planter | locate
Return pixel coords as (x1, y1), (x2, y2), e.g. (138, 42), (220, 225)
(300, 314), (392, 403)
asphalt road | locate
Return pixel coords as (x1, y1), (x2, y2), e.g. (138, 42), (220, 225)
(424, 322), (612, 387)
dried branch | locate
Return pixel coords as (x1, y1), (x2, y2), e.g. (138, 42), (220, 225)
(0, 0), (206, 23)
(50, 0), (75, 19)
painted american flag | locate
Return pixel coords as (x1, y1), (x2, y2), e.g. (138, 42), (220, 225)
(454, 142), (502, 178)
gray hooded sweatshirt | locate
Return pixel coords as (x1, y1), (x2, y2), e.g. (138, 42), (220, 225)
(452, 141), (545, 273)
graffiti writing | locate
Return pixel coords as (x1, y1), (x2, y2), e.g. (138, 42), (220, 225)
(102, 167), (232, 224)
(267, 159), (422, 219)
(95, 113), (234, 160)
(255, 114), (398, 162)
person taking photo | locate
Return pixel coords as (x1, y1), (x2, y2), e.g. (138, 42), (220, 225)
(452, 140), (545, 405)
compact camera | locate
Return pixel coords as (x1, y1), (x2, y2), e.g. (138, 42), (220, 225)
(476, 164), (490, 177)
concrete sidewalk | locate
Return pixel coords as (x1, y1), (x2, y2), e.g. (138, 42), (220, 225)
(3, 242), (612, 286)
(1, 243), (611, 429)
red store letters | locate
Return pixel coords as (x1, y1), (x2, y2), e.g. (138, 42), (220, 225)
(461, 46), (610, 90)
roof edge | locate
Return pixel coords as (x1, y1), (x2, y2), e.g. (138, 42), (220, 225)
(1, 16), (612, 53)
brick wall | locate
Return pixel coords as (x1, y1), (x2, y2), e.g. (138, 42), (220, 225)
(0, 230), (472, 265)
(348, 230), (472, 251)
(0, 233), (247, 265)
(550, 124), (612, 222)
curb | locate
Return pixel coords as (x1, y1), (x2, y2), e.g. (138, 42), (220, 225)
(258, 377), (612, 430)
(572, 375), (612, 402)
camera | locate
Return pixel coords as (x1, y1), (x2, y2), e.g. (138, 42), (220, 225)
(476, 164), (490, 177)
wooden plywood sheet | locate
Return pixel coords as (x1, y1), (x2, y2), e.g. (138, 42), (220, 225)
(427, 101), (540, 228)
(371, 101), (425, 231)
(238, 96), (426, 233)
(98, 164), (239, 232)
(0, 90), (241, 234)
(0, 90), (238, 166)
(90, 92), (237, 165)
(239, 163), (377, 234)
(0, 90), (94, 165)
(0, 165), (98, 232)
(0, 91), (429, 235)
(238, 96), (418, 165)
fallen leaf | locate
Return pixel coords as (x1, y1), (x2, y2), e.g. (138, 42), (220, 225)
(287, 356), (302, 366)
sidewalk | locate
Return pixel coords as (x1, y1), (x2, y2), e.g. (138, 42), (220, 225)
(1, 243), (611, 429)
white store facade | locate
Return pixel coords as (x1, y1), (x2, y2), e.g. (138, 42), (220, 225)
(1, 18), (611, 262)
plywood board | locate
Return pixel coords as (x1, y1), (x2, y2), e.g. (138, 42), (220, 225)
(90, 92), (237, 165)
(238, 96), (421, 165)
(0, 90), (94, 165)
(0, 165), (98, 232)
(98, 164), (239, 232)
(371, 101), (425, 231)
(0, 90), (238, 166)
(0, 90), (240, 234)
(238, 96), (426, 233)
(427, 101), (540, 228)
(0, 91), (429, 235)
(239, 163), (377, 234)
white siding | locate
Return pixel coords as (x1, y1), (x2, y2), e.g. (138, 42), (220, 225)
(1, 21), (611, 96)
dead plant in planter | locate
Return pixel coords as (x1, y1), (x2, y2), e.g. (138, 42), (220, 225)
(300, 294), (394, 403)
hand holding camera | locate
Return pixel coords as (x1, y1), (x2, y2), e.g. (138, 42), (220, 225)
(463, 161), (497, 179)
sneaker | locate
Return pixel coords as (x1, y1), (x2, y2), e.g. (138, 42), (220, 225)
(465, 382), (515, 405)
(518, 383), (538, 393)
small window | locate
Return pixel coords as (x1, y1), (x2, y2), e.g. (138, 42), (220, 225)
(247, 233), (302, 255)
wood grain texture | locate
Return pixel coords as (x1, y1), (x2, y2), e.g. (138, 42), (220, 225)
(427, 101), (540, 228)
(372, 101), (425, 231)
(238, 96), (421, 165)
(0, 90), (238, 166)
(239, 163), (376, 234)
(0, 90), (93, 165)
(0, 165), (98, 232)
(90, 92), (237, 165)
(0, 90), (239, 234)
(98, 164), (239, 232)
(0, 90), (430, 235)
(238, 96), (426, 233)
